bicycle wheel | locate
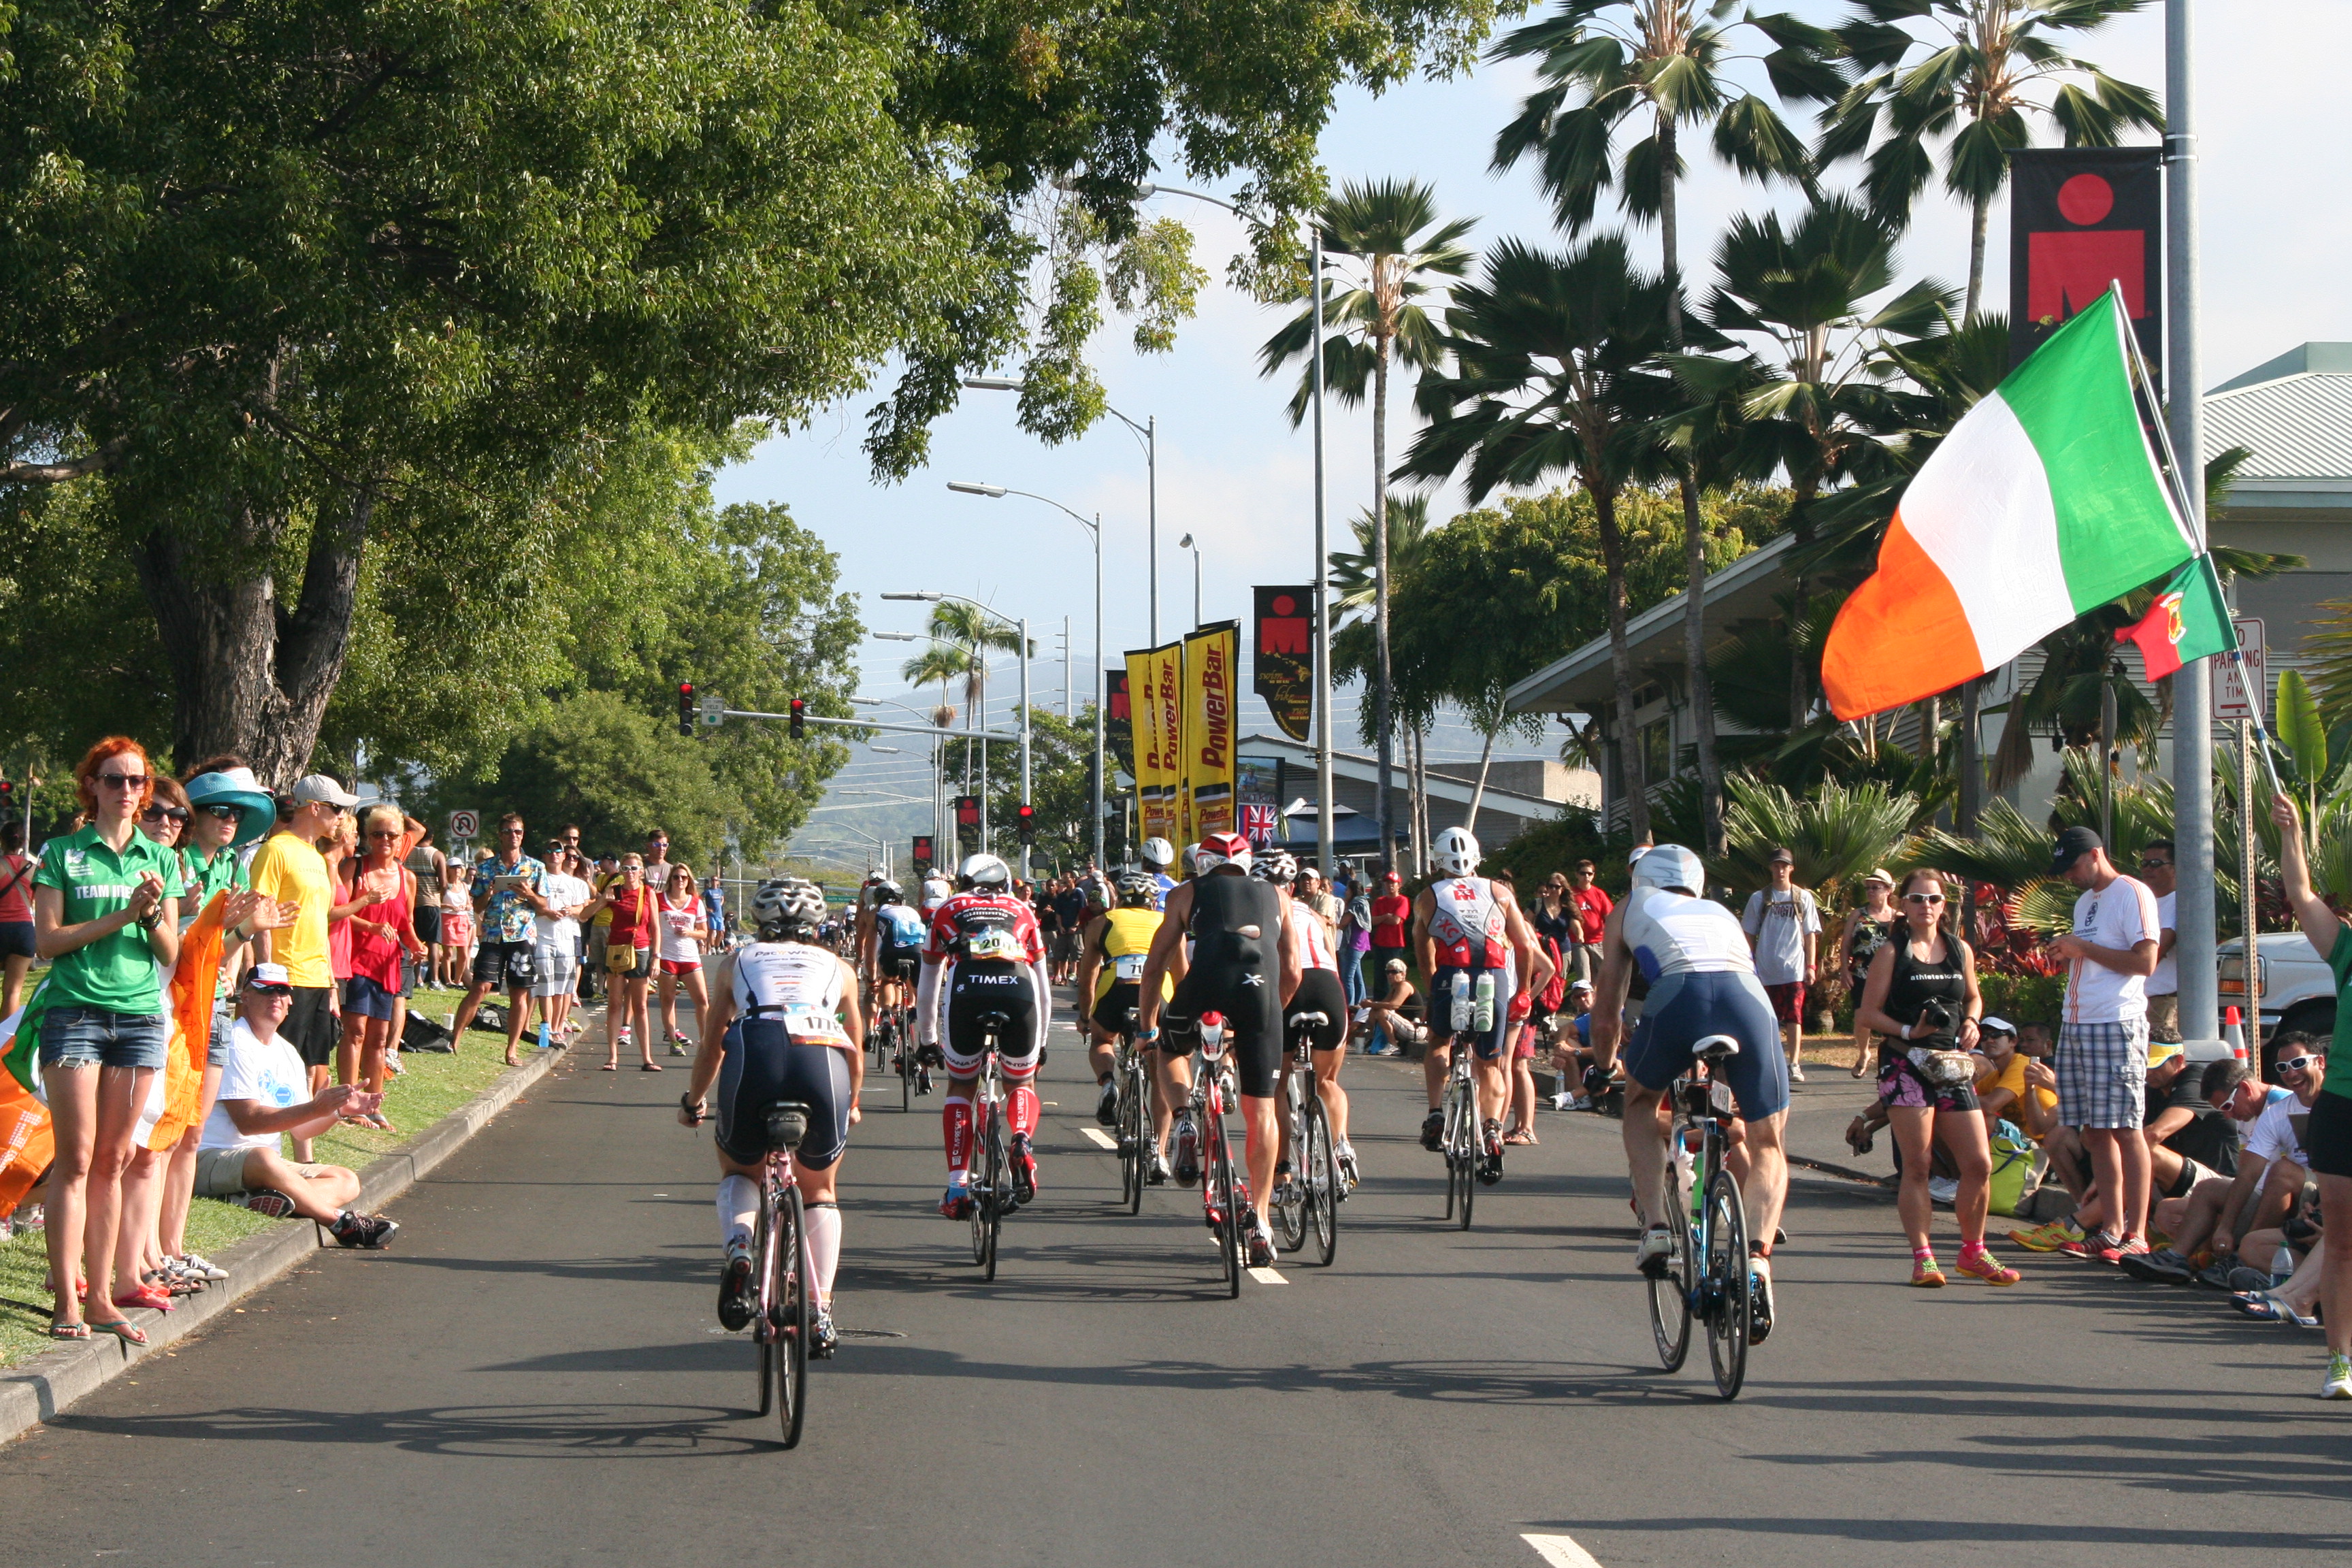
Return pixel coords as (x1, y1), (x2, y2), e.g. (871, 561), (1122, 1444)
(968, 1102), (994, 1269)
(1273, 1078), (1307, 1253)
(753, 1187), (777, 1417)
(774, 1183), (811, 1447)
(1645, 1149), (1692, 1373)
(1303, 1092), (1337, 1267)
(979, 1110), (1006, 1282)
(1439, 1083), (1459, 1222)
(1703, 1165), (1751, 1401)
(1450, 1087), (1477, 1231)
(1120, 1058), (1147, 1214)
(1209, 1123), (1241, 1298)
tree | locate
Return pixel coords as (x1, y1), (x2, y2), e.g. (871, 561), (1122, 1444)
(1261, 179), (1475, 866)
(945, 706), (1102, 871)
(1818, 0), (2162, 316)
(1403, 233), (1687, 840)
(1491, 0), (1840, 855)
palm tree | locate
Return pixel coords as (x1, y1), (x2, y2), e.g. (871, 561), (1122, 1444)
(1492, 0), (1838, 857)
(1328, 493), (1437, 617)
(1329, 494), (1443, 868)
(1402, 232), (1682, 842)
(1261, 178), (1475, 865)
(1818, 0), (2161, 317)
(904, 602), (1029, 798)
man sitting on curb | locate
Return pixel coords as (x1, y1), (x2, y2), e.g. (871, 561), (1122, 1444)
(195, 963), (401, 1248)
(1354, 958), (1418, 1056)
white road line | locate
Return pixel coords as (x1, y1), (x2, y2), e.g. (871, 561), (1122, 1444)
(1246, 1267), (1287, 1284)
(1522, 1534), (1605, 1568)
(1080, 1127), (1117, 1149)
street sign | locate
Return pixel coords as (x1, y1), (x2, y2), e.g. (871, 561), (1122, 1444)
(2216, 617), (2266, 721)
(700, 691), (724, 728)
(448, 808), (480, 840)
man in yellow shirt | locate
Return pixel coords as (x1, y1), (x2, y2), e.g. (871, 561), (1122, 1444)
(249, 775), (361, 1161)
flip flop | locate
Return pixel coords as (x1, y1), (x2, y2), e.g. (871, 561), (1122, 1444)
(640, 1062), (664, 1072)
(48, 1320), (90, 1341)
(600, 1062), (619, 1072)
(85, 1317), (148, 1347)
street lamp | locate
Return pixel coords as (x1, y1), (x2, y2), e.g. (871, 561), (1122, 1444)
(883, 590), (1032, 877)
(948, 482), (1106, 870)
(1177, 532), (1203, 629)
(871, 631), (918, 642)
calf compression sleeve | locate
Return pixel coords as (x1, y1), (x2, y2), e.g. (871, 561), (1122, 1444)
(942, 1097), (973, 1177)
(1008, 1083), (1041, 1137)
(717, 1175), (758, 1250)
(802, 1201), (841, 1303)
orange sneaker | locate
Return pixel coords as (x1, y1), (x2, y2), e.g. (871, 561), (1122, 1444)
(1955, 1247), (2021, 1286)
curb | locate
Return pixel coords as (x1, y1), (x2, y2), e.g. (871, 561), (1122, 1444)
(1791, 1154), (1897, 1190)
(0, 1044), (564, 1446)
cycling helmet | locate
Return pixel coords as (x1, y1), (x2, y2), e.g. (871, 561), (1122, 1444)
(1629, 843), (1704, 896)
(1141, 836), (1177, 871)
(1251, 849), (1298, 884)
(1431, 826), (1481, 878)
(1114, 870), (1158, 907)
(1179, 841), (1203, 875)
(752, 877), (826, 937)
(1194, 832), (1252, 873)
(875, 879), (904, 905)
(958, 852), (1011, 891)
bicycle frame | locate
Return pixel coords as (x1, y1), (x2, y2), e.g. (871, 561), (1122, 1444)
(1654, 1043), (1753, 1400)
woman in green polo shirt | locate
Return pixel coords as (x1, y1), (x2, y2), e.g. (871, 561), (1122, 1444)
(31, 738), (184, 1343)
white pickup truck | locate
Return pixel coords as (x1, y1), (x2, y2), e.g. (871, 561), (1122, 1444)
(2218, 932), (2338, 1078)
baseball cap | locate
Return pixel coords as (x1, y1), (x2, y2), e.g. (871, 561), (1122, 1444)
(244, 962), (293, 993)
(1766, 847), (1795, 866)
(290, 774), (361, 808)
(2050, 824), (2102, 875)
(2146, 1040), (2185, 1068)
(1570, 979), (1595, 994)
(1979, 1015), (2016, 1037)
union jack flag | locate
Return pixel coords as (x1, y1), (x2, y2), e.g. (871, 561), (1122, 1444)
(1241, 802), (1279, 847)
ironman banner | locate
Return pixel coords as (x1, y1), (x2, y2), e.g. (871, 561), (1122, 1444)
(1820, 288), (2197, 720)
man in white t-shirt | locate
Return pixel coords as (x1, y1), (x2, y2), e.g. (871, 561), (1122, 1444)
(2050, 826), (2161, 1263)
(532, 842), (593, 1038)
(194, 964), (402, 1247)
(2137, 839), (2180, 1043)
(1740, 848), (1821, 1083)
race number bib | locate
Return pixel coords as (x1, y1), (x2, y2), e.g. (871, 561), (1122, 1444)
(782, 1008), (849, 1046)
(966, 930), (1021, 961)
(1113, 953), (1147, 981)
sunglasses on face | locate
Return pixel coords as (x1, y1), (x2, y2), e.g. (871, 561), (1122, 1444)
(2139, 858), (2170, 870)
(2278, 1054), (2322, 1075)
(201, 804), (245, 823)
(98, 772), (148, 790)
(368, 829), (402, 840)
(247, 985), (293, 1000)
(1904, 892), (1945, 904)
(141, 805), (190, 824)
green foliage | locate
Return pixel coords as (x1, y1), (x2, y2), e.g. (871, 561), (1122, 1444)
(1976, 970), (2065, 1030)
(941, 706), (1107, 872)
(1718, 774), (1920, 894)
(2276, 668), (2328, 796)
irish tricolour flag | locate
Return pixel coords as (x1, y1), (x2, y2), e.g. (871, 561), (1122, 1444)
(1821, 289), (2198, 720)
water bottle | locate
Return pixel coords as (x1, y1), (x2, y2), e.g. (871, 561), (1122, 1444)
(2274, 1243), (2296, 1288)
(1473, 973), (1495, 1032)
(1451, 972), (1472, 1032)
(537, 1019), (551, 1052)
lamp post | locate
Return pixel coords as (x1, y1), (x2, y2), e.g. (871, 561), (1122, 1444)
(948, 483), (1105, 870)
(1177, 533), (1203, 628)
(883, 591), (1032, 878)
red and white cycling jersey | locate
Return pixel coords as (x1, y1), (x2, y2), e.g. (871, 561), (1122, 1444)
(1427, 875), (1509, 969)
(921, 891), (1045, 966)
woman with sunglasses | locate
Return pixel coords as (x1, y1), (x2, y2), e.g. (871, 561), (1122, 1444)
(439, 863), (476, 988)
(1838, 869), (1901, 1079)
(580, 855), (660, 1070)
(332, 804), (424, 1130)
(1856, 868), (2018, 1288)
(654, 863), (711, 1056)
(29, 738), (184, 1343)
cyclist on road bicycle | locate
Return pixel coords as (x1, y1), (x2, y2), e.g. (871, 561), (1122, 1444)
(680, 877), (864, 1360)
(1268, 849), (1358, 1195)
(1074, 871), (1171, 1156)
(861, 881), (926, 1015)
(1137, 831), (1299, 1269)
(1413, 828), (1550, 1184)
(1576, 843), (1789, 1339)
(917, 853), (1051, 1220)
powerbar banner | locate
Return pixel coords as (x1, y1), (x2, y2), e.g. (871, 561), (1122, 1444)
(1126, 642), (1185, 845)
(1183, 621), (1240, 840)
(1252, 585), (1315, 742)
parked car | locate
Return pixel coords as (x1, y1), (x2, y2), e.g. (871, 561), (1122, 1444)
(2219, 932), (2337, 1079)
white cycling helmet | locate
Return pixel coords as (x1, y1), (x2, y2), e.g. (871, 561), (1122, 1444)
(957, 852), (1011, 891)
(1141, 836), (1176, 870)
(1629, 843), (1705, 896)
(1252, 849), (1298, 884)
(751, 877), (826, 936)
(1180, 841), (1203, 875)
(920, 875), (953, 911)
(1431, 826), (1481, 878)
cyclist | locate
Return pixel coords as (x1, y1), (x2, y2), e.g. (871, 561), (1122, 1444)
(1076, 872), (1182, 1184)
(681, 877), (863, 1360)
(1577, 843), (1789, 1339)
(849, 871), (889, 994)
(917, 853), (1050, 1220)
(1412, 828), (1548, 1183)
(919, 872), (954, 915)
(1141, 836), (1179, 909)
(1267, 849), (1359, 1196)
(861, 881), (926, 1015)
(1137, 831), (1297, 1268)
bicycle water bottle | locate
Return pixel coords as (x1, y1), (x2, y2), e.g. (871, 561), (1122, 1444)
(1473, 973), (1495, 1032)
(1451, 972), (1472, 1032)
(537, 1019), (550, 1052)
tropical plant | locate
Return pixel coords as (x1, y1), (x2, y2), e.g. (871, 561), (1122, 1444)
(1402, 233), (1686, 840)
(1718, 772), (1920, 893)
(1818, 0), (2163, 316)
(1328, 494), (1440, 619)
(1490, 0), (1840, 855)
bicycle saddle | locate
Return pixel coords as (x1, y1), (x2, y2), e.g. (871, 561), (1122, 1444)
(975, 1010), (1013, 1030)
(1690, 1034), (1740, 1060)
(763, 1100), (811, 1152)
(1287, 1011), (1329, 1030)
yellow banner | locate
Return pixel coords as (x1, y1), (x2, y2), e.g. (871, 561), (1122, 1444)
(1126, 643), (1184, 845)
(1183, 621), (1239, 840)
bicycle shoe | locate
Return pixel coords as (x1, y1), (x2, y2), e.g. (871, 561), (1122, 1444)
(1145, 1151), (1172, 1186)
(1635, 1224), (1674, 1278)
(1172, 1114), (1202, 1187)
(1420, 1110), (1445, 1152)
(939, 1179), (975, 1221)
(1009, 1134), (1039, 1207)
(717, 1241), (753, 1332)
(1478, 1120), (1506, 1185)
(1247, 1219), (1277, 1270)
(811, 1309), (839, 1360)
(1096, 1077), (1119, 1126)
(1748, 1256), (1775, 1344)
(1335, 1142), (1361, 1196)
(915, 1066), (933, 1096)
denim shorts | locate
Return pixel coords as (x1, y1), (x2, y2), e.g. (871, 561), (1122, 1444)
(39, 1005), (171, 1071)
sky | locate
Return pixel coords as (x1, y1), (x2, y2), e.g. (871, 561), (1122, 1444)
(739, 0), (2352, 870)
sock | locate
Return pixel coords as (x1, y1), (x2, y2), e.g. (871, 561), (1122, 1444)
(942, 1096), (973, 1178)
(1008, 1082), (1041, 1138)
(1914, 1246), (1937, 1264)
(802, 1202), (841, 1305)
(1959, 1239), (1990, 1260)
(717, 1175), (757, 1251)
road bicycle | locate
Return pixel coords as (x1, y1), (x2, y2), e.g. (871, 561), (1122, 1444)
(1644, 1034), (1754, 1401)
(1111, 1008), (1151, 1216)
(964, 1010), (1017, 1281)
(1183, 1016), (1250, 1298)
(1438, 1035), (1480, 1229)
(749, 1100), (813, 1447)
(1271, 1009), (1337, 1266)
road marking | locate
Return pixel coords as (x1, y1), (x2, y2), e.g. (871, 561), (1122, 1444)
(1522, 1535), (1605, 1568)
(1247, 1267), (1287, 1284)
(1080, 1127), (1117, 1149)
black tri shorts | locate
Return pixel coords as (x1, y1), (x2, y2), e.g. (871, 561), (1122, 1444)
(716, 1018), (853, 1170)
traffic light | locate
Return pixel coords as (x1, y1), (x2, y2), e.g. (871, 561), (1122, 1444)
(677, 682), (695, 737)
(789, 698), (806, 740)
(1015, 802), (1036, 844)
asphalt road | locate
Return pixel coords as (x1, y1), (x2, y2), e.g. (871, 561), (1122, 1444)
(10, 990), (2351, 1567)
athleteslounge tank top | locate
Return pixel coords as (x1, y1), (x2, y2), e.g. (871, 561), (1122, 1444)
(731, 941), (851, 1048)
(1884, 932), (1967, 1050)
(1426, 876), (1508, 969)
(1621, 887), (1753, 983)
